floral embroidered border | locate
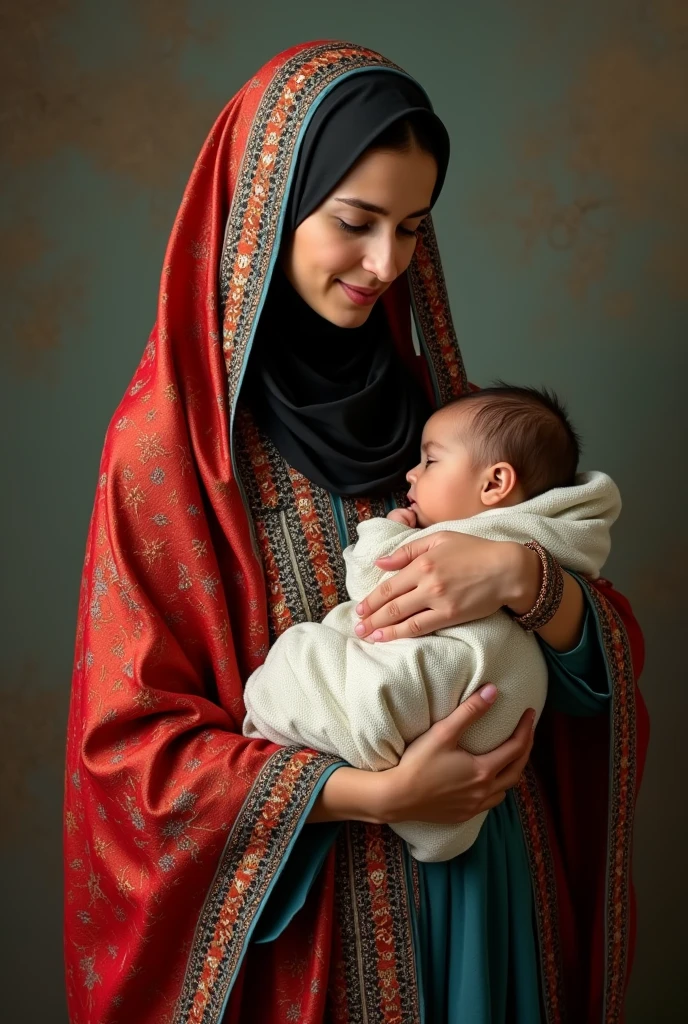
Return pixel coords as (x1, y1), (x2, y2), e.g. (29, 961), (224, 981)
(409, 220), (469, 403)
(175, 747), (339, 1024)
(333, 823), (420, 1023)
(236, 408), (349, 640)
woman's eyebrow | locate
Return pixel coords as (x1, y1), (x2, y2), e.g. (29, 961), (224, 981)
(334, 197), (431, 219)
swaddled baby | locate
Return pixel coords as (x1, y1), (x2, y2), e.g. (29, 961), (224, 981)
(243, 385), (620, 861)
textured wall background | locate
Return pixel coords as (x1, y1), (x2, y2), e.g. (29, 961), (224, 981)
(1, 2), (685, 1020)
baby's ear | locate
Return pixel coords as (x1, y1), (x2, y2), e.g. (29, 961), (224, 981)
(480, 462), (519, 506)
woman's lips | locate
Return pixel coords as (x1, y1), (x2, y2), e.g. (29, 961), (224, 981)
(337, 280), (381, 306)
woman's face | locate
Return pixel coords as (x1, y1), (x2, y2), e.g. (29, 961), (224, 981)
(282, 145), (438, 327)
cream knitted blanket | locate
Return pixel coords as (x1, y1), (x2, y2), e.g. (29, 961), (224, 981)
(243, 472), (620, 861)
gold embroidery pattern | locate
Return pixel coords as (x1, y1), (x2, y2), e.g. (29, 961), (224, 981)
(175, 748), (340, 1023)
(332, 823), (420, 1023)
(409, 219), (469, 401)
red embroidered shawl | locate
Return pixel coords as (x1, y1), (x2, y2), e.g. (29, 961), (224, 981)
(64, 42), (649, 1024)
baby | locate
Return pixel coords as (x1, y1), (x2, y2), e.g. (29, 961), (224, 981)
(243, 386), (620, 861)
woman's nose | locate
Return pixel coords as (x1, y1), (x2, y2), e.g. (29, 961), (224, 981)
(361, 234), (399, 283)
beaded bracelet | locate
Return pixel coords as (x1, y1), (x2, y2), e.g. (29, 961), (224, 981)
(511, 540), (565, 632)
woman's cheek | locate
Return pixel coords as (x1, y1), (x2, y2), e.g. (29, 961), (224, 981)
(326, 237), (359, 276)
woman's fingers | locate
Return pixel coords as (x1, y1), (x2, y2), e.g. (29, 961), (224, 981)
(355, 564), (422, 623)
(494, 736), (533, 791)
(374, 535), (435, 570)
(354, 587), (424, 639)
(358, 609), (447, 642)
(475, 709), (535, 788)
(481, 790), (508, 812)
(430, 685), (499, 745)
(356, 537), (441, 619)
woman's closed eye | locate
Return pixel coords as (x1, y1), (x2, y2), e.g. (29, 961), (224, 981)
(337, 219), (419, 238)
(337, 219), (367, 234)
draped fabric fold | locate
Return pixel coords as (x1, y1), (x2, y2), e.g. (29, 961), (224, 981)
(245, 266), (431, 496)
(64, 40), (648, 1024)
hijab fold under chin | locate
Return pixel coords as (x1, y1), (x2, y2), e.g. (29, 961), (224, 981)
(246, 266), (430, 496)
(244, 70), (448, 498)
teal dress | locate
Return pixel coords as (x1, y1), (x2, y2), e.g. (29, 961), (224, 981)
(254, 595), (610, 1023)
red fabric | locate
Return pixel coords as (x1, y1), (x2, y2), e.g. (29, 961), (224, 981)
(63, 40), (648, 1024)
(63, 42), (345, 1024)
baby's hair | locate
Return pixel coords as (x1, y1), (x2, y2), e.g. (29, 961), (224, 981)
(443, 384), (582, 499)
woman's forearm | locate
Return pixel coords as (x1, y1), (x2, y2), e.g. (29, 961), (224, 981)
(308, 765), (393, 824)
(504, 543), (586, 652)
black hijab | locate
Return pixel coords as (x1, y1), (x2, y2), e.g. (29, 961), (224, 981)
(246, 70), (450, 497)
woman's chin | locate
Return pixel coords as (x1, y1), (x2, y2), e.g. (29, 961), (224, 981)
(314, 289), (373, 328)
(331, 305), (374, 329)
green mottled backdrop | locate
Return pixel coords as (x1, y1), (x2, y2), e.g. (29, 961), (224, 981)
(1, 2), (685, 1020)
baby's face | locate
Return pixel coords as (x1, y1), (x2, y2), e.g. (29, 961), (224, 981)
(405, 407), (488, 527)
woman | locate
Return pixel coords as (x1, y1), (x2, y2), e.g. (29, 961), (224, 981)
(64, 42), (648, 1023)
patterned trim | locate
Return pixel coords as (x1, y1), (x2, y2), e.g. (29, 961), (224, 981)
(409, 856), (421, 916)
(255, 517), (295, 638)
(584, 582), (638, 1024)
(236, 408), (348, 640)
(390, 488), (409, 512)
(338, 496), (388, 548)
(288, 468), (341, 613)
(515, 766), (566, 1024)
(408, 219), (468, 403)
(235, 405), (280, 511)
(332, 832), (367, 1024)
(175, 747), (339, 1024)
(333, 824), (421, 1024)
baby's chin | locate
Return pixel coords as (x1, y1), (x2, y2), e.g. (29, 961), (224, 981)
(413, 507), (431, 529)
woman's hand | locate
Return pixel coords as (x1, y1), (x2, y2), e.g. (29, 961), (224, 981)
(382, 686), (535, 823)
(355, 532), (586, 652)
(355, 532), (526, 642)
(308, 685), (535, 824)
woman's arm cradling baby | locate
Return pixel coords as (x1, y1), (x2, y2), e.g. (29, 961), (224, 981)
(308, 684), (535, 824)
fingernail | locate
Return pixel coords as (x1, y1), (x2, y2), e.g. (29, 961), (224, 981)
(372, 630), (383, 642)
(356, 603), (364, 615)
(354, 622), (365, 636)
(480, 684), (497, 704)
(530, 710), (537, 731)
